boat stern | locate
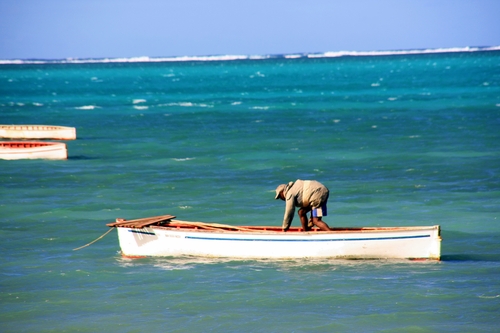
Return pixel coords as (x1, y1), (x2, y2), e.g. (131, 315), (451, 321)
(428, 225), (442, 260)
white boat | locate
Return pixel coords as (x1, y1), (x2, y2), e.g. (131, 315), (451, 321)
(0, 141), (68, 160)
(107, 214), (442, 260)
(0, 125), (76, 140)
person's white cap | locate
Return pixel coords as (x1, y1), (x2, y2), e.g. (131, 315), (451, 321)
(274, 184), (287, 199)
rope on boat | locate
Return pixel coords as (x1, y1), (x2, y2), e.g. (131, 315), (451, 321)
(73, 228), (115, 251)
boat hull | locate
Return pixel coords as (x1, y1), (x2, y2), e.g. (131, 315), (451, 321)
(0, 125), (76, 140)
(115, 225), (441, 260)
(0, 141), (67, 160)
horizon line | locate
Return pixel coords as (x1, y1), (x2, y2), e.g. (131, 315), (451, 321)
(1, 45), (499, 65)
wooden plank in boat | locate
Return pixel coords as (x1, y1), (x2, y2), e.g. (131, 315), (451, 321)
(106, 214), (176, 228)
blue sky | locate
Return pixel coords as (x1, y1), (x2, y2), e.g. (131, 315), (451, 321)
(1, 0), (499, 60)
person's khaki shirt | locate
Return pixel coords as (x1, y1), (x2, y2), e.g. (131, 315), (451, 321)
(282, 180), (329, 229)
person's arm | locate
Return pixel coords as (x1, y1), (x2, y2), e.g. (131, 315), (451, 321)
(282, 198), (295, 231)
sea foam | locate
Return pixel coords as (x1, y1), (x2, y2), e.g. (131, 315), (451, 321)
(1, 46), (498, 65)
(75, 105), (99, 110)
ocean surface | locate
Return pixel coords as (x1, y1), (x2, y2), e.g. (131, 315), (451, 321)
(1, 48), (499, 332)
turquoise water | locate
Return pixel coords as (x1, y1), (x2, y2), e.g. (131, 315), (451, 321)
(1, 50), (499, 332)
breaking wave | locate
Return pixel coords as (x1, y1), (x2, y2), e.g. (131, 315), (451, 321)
(1, 46), (499, 65)
(75, 105), (99, 110)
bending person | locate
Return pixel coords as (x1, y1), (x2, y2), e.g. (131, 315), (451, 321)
(275, 180), (331, 232)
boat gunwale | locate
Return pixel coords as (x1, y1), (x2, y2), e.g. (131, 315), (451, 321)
(145, 223), (440, 236)
(0, 141), (67, 149)
(0, 124), (75, 131)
